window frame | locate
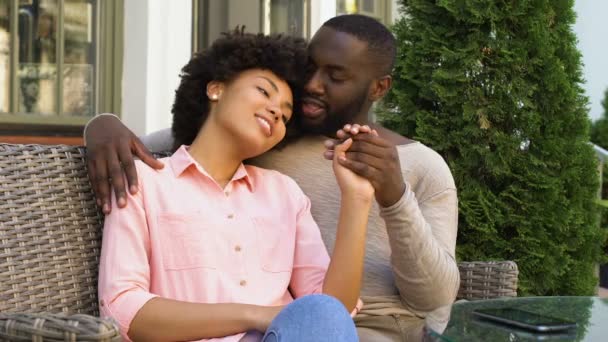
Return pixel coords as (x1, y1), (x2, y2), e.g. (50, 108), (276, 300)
(191, 0), (310, 53)
(0, 0), (123, 136)
(336, 0), (392, 26)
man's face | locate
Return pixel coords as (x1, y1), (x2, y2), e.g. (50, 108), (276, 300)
(299, 27), (375, 135)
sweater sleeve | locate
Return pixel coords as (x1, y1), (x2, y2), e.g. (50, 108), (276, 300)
(83, 114), (174, 153)
(140, 128), (175, 153)
(380, 147), (460, 314)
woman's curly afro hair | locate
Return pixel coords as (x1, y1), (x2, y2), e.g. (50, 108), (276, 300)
(171, 28), (309, 150)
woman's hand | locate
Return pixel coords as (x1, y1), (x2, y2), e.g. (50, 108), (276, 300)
(331, 128), (375, 200)
(325, 124), (405, 207)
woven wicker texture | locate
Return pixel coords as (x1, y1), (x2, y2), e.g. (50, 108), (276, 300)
(0, 313), (120, 342)
(457, 261), (519, 300)
(0, 144), (102, 315)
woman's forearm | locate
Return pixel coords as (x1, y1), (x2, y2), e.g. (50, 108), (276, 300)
(128, 297), (267, 341)
(322, 194), (372, 311)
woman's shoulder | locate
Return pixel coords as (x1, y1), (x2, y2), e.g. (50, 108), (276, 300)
(131, 157), (174, 186)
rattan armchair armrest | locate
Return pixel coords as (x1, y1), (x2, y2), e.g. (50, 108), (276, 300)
(457, 260), (519, 300)
(0, 313), (120, 342)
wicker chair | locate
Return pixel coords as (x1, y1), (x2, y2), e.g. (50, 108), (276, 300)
(0, 143), (518, 340)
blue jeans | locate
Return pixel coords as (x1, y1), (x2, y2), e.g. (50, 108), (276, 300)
(261, 294), (358, 342)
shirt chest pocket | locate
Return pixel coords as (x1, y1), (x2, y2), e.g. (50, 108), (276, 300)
(157, 213), (217, 270)
(253, 217), (295, 273)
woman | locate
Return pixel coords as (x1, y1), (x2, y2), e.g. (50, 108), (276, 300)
(98, 30), (373, 342)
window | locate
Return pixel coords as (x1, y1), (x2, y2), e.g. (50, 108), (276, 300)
(0, 0), (122, 135)
(336, 0), (391, 25)
(264, 0), (308, 38)
(192, 0), (308, 52)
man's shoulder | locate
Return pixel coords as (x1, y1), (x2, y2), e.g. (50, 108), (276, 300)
(396, 141), (456, 192)
(375, 125), (412, 145)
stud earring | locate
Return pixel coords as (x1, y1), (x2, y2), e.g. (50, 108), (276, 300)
(211, 94), (218, 100)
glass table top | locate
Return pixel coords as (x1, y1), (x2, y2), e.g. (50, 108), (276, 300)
(425, 296), (608, 341)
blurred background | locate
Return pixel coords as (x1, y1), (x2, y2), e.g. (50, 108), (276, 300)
(0, 0), (605, 144)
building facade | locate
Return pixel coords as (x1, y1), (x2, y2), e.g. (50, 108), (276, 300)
(0, 0), (398, 143)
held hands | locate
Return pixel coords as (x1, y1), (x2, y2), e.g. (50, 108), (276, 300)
(325, 124), (406, 208)
(332, 132), (375, 201)
(85, 115), (164, 214)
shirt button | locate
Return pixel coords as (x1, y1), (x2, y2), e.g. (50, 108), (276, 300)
(240, 280), (247, 286)
(100, 299), (105, 307)
(224, 190), (230, 196)
(234, 245), (242, 252)
(227, 213), (234, 219)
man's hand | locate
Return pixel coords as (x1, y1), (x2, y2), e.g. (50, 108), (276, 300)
(85, 114), (164, 214)
(324, 124), (406, 207)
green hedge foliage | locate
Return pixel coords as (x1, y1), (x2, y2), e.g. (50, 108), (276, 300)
(382, 0), (606, 295)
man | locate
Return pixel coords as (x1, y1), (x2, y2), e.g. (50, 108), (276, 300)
(86, 14), (459, 340)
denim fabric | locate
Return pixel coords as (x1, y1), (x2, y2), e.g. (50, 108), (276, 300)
(262, 294), (358, 342)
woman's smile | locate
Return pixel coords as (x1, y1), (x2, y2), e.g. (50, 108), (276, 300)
(254, 113), (274, 137)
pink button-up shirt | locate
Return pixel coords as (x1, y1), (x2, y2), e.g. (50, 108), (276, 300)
(98, 146), (338, 342)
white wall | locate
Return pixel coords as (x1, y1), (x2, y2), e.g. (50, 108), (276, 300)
(309, 0), (336, 37)
(122, 0), (192, 136)
(574, 1), (608, 121)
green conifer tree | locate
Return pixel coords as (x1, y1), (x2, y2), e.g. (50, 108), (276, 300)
(383, 0), (605, 295)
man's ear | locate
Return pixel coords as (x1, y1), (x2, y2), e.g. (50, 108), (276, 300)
(206, 81), (224, 101)
(368, 75), (392, 102)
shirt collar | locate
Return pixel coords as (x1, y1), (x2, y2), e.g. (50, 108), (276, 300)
(169, 145), (255, 191)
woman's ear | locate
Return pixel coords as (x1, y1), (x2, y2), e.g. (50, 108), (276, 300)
(206, 81), (224, 101)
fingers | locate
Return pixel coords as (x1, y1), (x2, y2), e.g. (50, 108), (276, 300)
(337, 155), (381, 180)
(333, 138), (353, 165)
(342, 124), (371, 135)
(93, 154), (112, 214)
(334, 137), (353, 155)
(351, 131), (391, 147)
(106, 150), (127, 210)
(326, 124), (373, 150)
(117, 142), (139, 195)
(345, 140), (387, 159)
(344, 150), (386, 170)
(325, 124), (376, 161)
(336, 129), (352, 140)
(118, 139), (164, 196)
(325, 135), (382, 161)
(134, 139), (164, 170)
(87, 158), (101, 207)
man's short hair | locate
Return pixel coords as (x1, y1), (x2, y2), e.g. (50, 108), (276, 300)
(322, 14), (396, 76)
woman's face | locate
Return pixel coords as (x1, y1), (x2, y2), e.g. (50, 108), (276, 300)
(208, 69), (294, 157)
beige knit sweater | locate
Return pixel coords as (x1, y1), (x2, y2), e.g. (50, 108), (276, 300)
(142, 130), (460, 317)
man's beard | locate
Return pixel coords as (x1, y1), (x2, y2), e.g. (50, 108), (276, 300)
(299, 90), (369, 137)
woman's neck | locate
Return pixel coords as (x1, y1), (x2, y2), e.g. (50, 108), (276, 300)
(188, 122), (243, 188)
